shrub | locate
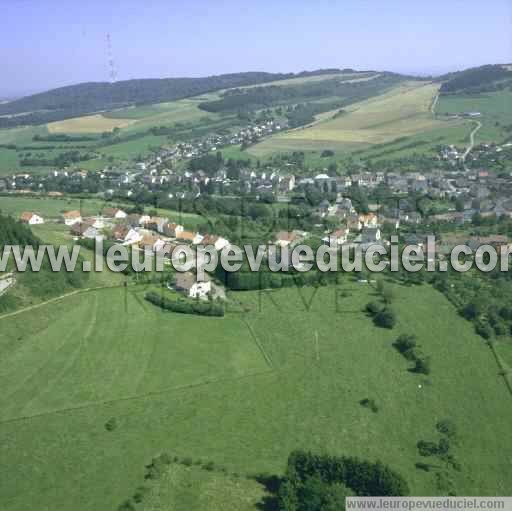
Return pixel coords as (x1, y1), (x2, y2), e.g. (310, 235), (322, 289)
(436, 419), (457, 439)
(133, 487), (149, 503)
(373, 308), (396, 329)
(393, 334), (417, 360)
(105, 417), (117, 432)
(411, 357), (431, 375)
(475, 321), (493, 340)
(145, 292), (224, 317)
(417, 440), (439, 457)
(365, 301), (382, 315)
(359, 398), (379, 413)
(281, 450), (409, 499)
(118, 500), (135, 511)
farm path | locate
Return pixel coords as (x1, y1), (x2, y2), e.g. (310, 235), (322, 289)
(0, 284), (122, 321)
(431, 93), (439, 116)
(463, 120), (482, 166)
(0, 273), (15, 296)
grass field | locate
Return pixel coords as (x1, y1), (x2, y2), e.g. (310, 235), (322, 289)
(1, 281), (511, 510)
(249, 82), (466, 158)
(142, 464), (267, 510)
(0, 195), (205, 234)
(47, 98), (221, 136)
(437, 89), (512, 143)
(0, 196), (108, 218)
(235, 71), (379, 90)
(107, 98), (220, 129)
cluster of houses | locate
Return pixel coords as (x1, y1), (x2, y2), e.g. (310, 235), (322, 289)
(274, 202), (382, 252)
(141, 119), (283, 168)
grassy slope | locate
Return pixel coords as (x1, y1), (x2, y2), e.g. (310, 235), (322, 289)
(0, 196), (107, 218)
(0, 196), (205, 234)
(249, 82), (465, 157)
(0, 282), (511, 510)
(437, 89), (512, 143)
(47, 114), (137, 134)
(142, 464), (267, 511)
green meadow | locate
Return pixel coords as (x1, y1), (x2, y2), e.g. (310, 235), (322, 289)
(0, 281), (511, 510)
(437, 89), (512, 143)
(0, 195), (107, 218)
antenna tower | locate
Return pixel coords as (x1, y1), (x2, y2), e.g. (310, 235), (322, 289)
(106, 33), (117, 83)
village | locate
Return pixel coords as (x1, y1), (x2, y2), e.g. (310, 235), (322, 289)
(4, 117), (512, 303)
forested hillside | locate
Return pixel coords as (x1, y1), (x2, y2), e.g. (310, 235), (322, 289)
(0, 211), (88, 312)
(199, 73), (404, 128)
(0, 69), (343, 127)
(0, 211), (39, 247)
(440, 64), (512, 95)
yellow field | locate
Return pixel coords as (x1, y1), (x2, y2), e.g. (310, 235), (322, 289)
(46, 97), (219, 134)
(250, 81), (464, 154)
(47, 114), (136, 133)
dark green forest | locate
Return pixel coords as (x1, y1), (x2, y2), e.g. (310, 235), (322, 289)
(0, 69), (345, 127)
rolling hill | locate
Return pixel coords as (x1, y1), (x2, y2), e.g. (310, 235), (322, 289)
(0, 69), (353, 128)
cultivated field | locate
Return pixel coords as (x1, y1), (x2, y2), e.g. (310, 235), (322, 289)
(234, 71), (380, 90)
(47, 114), (137, 133)
(105, 98), (220, 128)
(249, 82), (465, 157)
(1, 281), (511, 510)
(46, 97), (221, 135)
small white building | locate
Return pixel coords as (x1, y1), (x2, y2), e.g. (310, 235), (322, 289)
(322, 228), (349, 248)
(103, 207), (127, 220)
(20, 212), (44, 225)
(62, 210), (82, 226)
(175, 272), (211, 299)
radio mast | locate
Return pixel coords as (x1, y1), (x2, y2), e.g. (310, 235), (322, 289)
(106, 33), (117, 83)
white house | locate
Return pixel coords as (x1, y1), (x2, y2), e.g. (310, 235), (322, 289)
(20, 212), (44, 225)
(112, 225), (142, 245)
(199, 235), (230, 251)
(175, 272), (211, 299)
(62, 210), (82, 226)
(322, 228), (349, 248)
(359, 213), (379, 228)
(275, 231), (298, 248)
(103, 207), (127, 220)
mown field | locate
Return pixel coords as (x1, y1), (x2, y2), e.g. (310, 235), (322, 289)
(0, 195), (107, 218)
(249, 82), (466, 158)
(235, 71), (379, 89)
(47, 114), (137, 134)
(47, 97), (222, 135)
(0, 280), (511, 510)
(437, 88), (512, 143)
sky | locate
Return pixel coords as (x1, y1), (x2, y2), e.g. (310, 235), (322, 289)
(1, 0), (511, 97)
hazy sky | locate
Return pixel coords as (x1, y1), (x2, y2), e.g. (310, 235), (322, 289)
(1, 0), (511, 96)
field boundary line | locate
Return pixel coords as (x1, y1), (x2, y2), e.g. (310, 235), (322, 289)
(0, 368), (276, 427)
(488, 341), (512, 398)
(241, 316), (274, 369)
(0, 284), (124, 321)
